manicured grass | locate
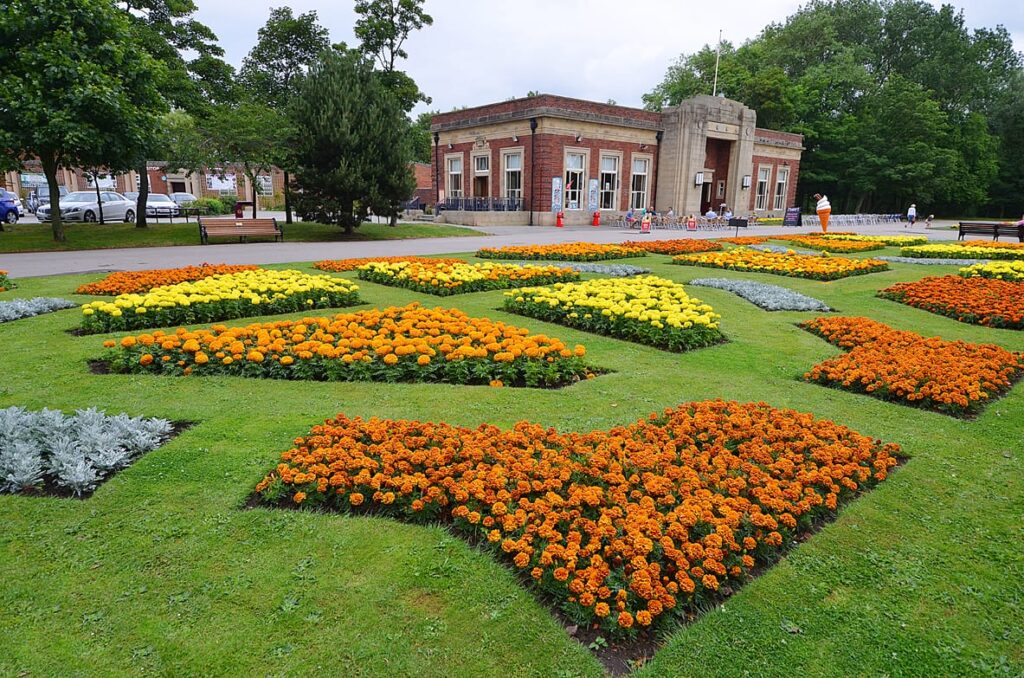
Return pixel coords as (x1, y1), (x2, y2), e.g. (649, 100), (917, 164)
(0, 220), (479, 253)
(0, 251), (1022, 677)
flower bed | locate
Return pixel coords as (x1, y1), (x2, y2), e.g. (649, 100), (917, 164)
(876, 256), (989, 266)
(878, 275), (1024, 329)
(0, 270), (15, 292)
(672, 248), (889, 281)
(718, 236), (768, 245)
(75, 264), (260, 295)
(503, 276), (723, 352)
(820, 234), (928, 246)
(0, 406), (174, 497)
(802, 316), (1024, 416)
(623, 239), (723, 255)
(105, 303), (595, 387)
(775, 236), (886, 253)
(959, 260), (1024, 281)
(505, 261), (650, 277)
(477, 242), (647, 262)
(688, 278), (831, 312)
(357, 260), (579, 296)
(313, 256), (464, 272)
(0, 297), (77, 323)
(79, 269), (361, 334)
(254, 401), (899, 636)
(901, 243), (1024, 261)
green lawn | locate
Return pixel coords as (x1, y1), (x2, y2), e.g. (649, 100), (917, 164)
(0, 219), (479, 253)
(0, 246), (1021, 677)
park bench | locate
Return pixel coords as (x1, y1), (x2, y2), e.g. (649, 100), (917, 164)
(957, 220), (1024, 242)
(198, 217), (283, 245)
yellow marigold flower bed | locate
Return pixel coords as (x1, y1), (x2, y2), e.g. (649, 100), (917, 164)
(623, 239), (723, 255)
(820, 234), (928, 246)
(477, 242), (647, 261)
(80, 269), (361, 334)
(105, 303), (594, 387)
(0, 270), (14, 293)
(254, 401), (900, 636)
(672, 248), (889, 280)
(503, 276), (723, 352)
(802, 316), (1024, 416)
(75, 264), (260, 295)
(313, 256), (464, 272)
(357, 260), (579, 296)
(775, 236), (885, 253)
(901, 242), (1024, 261)
(959, 260), (1024, 281)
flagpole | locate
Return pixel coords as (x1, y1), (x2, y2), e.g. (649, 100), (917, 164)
(712, 29), (722, 96)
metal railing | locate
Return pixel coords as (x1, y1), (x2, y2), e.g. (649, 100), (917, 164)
(439, 196), (524, 212)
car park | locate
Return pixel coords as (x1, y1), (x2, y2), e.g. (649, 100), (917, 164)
(35, 191), (137, 223)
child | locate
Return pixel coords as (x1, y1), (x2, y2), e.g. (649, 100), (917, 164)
(925, 214), (934, 228)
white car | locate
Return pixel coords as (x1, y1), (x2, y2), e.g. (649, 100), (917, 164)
(141, 193), (180, 218)
(36, 191), (137, 223)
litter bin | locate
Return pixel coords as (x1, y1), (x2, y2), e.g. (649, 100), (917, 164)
(234, 201), (253, 218)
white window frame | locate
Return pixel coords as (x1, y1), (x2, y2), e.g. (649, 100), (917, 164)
(501, 148), (524, 203)
(473, 154), (490, 175)
(563, 149), (588, 210)
(773, 166), (790, 211)
(755, 165), (771, 211)
(629, 154), (652, 210)
(598, 152), (621, 211)
(445, 153), (464, 199)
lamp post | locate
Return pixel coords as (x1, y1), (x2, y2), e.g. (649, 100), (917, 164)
(433, 132), (440, 207)
(529, 117), (537, 226)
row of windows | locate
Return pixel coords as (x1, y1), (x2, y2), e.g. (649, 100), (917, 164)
(754, 165), (790, 211)
(446, 151), (651, 210)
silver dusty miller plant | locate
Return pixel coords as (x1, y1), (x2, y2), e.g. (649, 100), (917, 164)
(0, 406), (173, 496)
(688, 278), (832, 312)
(0, 297), (77, 323)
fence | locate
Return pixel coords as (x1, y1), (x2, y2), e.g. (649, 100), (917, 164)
(438, 197), (524, 212)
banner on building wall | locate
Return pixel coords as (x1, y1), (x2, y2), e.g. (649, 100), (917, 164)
(19, 173), (46, 186)
(550, 177), (563, 212)
(587, 179), (599, 212)
(85, 175), (115, 189)
(205, 173), (236, 191)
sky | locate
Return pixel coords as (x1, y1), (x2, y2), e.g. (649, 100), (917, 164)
(194, 0), (1024, 116)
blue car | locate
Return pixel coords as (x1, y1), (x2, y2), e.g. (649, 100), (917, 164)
(1, 190), (21, 225)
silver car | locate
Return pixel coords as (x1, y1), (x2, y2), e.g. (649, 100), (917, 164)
(141, 193), (180, 217)
(170, 192), (199, 206)
(36, 191), (137, 223)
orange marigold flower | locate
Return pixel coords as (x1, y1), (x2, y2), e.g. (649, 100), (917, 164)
(139, 354), (154, 366)
(617, 611), (634, 628)
(293, 492), (306, 504)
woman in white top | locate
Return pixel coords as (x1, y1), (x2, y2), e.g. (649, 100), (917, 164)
(813, 193), (831, 233)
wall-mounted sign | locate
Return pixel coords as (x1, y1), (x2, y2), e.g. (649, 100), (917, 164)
(587, 179), (599, 212)
(205, 173), (236, 191)
(85, 175), (115, 188)
(551, 177), (563, 213)
(19, 173), (47, 186)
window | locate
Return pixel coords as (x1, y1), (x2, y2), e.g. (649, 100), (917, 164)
(256, 175), (273, 195)
(630, 157), (650, 210)
(134, 174), (141, 190)
(773, 167), (789, 210)
(755, 166), (770, 211)
(599, 155), (619, 210)
(474, 155), (489, 174)
(446, 157), (463, 198)
(564, 152), (585, 209)
(503, 152), (522, 201)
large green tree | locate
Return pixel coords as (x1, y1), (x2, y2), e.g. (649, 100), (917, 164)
(644, 0), (1021, 215)
(0, 0), (166, 242)
(287, 49), (414, 234)
(239, 7), (330, 224)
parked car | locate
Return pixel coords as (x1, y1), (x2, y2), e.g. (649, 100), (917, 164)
(0, 190), (20, 224)
(26, 185), (69, 214)
(170, 192), (198, 207)
(140, 193), (180, 218)
(123, 191), (140, 201)
(36, 191), (137, 223)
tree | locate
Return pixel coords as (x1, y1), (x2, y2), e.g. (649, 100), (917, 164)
(0, 0), (165, 242)
(200, 104), (289, 219)
(288, 49), (414, 234)
(239, 7), (330, 224)
(408, 111), (437, 164)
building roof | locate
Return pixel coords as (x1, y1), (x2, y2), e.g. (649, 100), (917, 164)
(432, 93), (662, 133)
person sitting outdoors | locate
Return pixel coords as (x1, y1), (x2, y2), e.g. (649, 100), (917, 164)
(723, 207), (734, 220)
(625, 207), (636, 227)
(705, 208), (718, 220)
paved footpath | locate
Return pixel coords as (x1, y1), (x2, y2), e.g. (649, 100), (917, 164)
(0, 220), (961, 278)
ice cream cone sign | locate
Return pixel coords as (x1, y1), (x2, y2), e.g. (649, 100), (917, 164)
(814, 193), (832, 233)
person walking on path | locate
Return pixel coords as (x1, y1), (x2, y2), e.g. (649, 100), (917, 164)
(814, 193), (831, 233)
(907, 203), (917, 227)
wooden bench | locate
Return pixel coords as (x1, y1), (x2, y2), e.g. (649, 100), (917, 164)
(957, 220), (1024, 242)
(198, 217), (283, 245)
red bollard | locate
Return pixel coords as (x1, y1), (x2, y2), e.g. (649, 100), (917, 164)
(556, 211), (564, 227)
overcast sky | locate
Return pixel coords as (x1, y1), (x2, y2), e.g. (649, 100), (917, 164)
(195, 0), (1023, 115)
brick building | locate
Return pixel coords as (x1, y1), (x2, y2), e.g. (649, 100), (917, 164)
(430, 94), (803, 226)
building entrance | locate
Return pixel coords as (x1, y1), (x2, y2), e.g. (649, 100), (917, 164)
(473, 176), (489, 198)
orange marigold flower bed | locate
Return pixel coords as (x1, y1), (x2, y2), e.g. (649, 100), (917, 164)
(623, 239), (723, 255)
(477, 242), (647, 261)
(0, 270), (14, 293)
(313, 256), (464, 272)
(106, 303), (595, 387)
(254, 400), (899, 636)
(801, 316), (1024, 416)
(878, 275), (1024, 329)
(775, 236), (885, 253)
(717, 236), (768, 245)
(75, 263), (260, 295)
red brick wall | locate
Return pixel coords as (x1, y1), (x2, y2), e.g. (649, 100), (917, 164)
(747, 156), (799, 213)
